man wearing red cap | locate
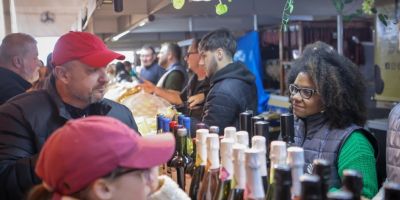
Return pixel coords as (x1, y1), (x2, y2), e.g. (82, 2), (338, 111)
(0, 31), (138, 199)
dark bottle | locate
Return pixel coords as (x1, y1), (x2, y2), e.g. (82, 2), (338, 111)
(251, 116), (263, 137)
(265, 141), (287, 200)
(312, 159), (331, 200)
(198, 134), (220, 200)
(213, 138), (234, 200)
(272, 165), (292, 200)
(300, 174), (322, 200)
(245, 149), (265, 200)
(342, 169), (363, 200)
(227, 144), (246, 200)
(189, 128), (209, 200)
(170, 128), (193, 190)
(240, 110), (253, 146)
(384, 182), (400, 200)
(183, 117), (195, 174)
(287, 147), (305, 200)
(280, 113), (294, 145)
(156, 114), (164, 134)
(327, 191), (353, 200)
(251, 136), (268, 195)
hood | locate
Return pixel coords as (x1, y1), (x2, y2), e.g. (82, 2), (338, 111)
(210, 61), (255, 85)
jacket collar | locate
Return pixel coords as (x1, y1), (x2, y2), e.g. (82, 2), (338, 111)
(296, 112), (328, 138)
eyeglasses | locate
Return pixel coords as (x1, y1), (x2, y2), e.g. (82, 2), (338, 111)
(184, 51), (198, 60)
(289, 84), (318, 99)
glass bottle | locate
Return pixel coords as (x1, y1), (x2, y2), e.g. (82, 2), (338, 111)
(245, 149), (265, 200)
(287, 147), (304, 200)
(156, 114), (164, 134)
(251, 136), (268, 194)
(312, 159), (330, 200)
(327, 191), (353, 200)
(251, 116), (263, 138)
(198, 133), (220, 200)
(272, 164), (292, 200)
(236, 131), (249, 148)
(300, 174), (322, 200)
(239, 110), (253, 146)
(189, 128), (209, 200)
(227, 144), (246, 200)
(170, 128), (192, 190)
(265, 141), (287, 200)
(214, 138), (234, 200)
(280, 113), (294, 145)
(342, 169), (363, 200)
(384, 182), (400, 200)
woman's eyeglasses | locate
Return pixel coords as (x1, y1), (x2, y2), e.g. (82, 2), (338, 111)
(184, 52), (198, 60)
(289, 84), (318, 99)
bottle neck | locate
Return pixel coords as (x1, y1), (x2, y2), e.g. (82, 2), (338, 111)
(196, 141), (207, 166)
(246, 161), (265, 199)
(220, 152), (233, 181)
(207, 148), (220, 170)
(178, 135), (186, 156)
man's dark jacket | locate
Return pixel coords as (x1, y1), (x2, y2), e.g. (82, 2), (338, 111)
(201, 61), (258, 134)
(0, 76), (138, 200)
(0, 67), (31, 105)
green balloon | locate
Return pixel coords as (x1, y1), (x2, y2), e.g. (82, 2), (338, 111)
(216, 3), (228, 15)
(172, 0), (185, 9)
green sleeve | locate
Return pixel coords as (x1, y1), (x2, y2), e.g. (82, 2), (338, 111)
(330, 131), (378, 199)
(164, 71), (185, 91)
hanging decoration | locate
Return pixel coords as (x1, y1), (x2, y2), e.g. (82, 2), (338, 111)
(172, 0), (185, 9)
(281, 0), (294, 31)
(171, 0), (233, 15)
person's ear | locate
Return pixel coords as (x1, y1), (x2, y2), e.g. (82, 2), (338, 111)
(12, 56), (23, 69)
(54, 66), (70, 84)
(91, 179), (114, 200)
(216, 48), (224, 61)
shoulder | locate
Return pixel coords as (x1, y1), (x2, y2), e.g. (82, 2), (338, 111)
(1, 90), (51, 111)
(102, 98), (131, 112)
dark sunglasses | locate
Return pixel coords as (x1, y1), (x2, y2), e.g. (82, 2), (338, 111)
(289, 84), (318, 99)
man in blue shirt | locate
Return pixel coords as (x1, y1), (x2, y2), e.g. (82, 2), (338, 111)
(139, 45), (165, 84)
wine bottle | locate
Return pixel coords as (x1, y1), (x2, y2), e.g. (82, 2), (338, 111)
(171, 128), (193, 190)
(198, 133), (220, 200)
(224, 126), (237, 142)
(245, 149), (265, 200)
(251, 116), (263, 138)
(189, 128), (209, 200)
(342, 169), (363, 200)
(251, 136), (268, 195)
(254, 121), (270, 168)
(327, 191), (353, 200)
(240, 110), (253, 146)
(265, 141), (287, 200)
(272, 164), (292, 200)
(183, 116), (194, 174)
(156, 114), (164, 134)
(280, 113), (294, 145)
(210, 126), (220, 135)
(236, 131), (249, 148)
(162, 117), (171, 133)
(227, 144), (246, 200)
(178, 113), (185, 125)
(287, 147), (304, 200)
(384, 182), (400, 200)
(312, 159), (330, 200)
(300, 174), (322, 200)
(214, 138), (234, 200)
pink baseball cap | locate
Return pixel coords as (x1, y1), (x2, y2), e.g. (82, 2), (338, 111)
(52, 31), (125, 68)
(35, 116), (175, 196)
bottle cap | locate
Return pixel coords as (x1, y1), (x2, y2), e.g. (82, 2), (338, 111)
(177, 128), (187, 137)
(236, 131), (249, 147)
(196, 129), (209, 144)
(224, 127), (236, 141)
(270, 141), (287, 161)
(287, 146), (304, 167)
(251, 136), (266, 153)
(206, 133), (220, 149)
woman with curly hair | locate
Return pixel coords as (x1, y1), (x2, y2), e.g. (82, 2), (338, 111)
(287, 41), (378, 198)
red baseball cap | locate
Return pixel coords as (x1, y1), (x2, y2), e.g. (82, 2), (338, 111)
(52, 31), (125, 68)
(35, 116), (175, 197)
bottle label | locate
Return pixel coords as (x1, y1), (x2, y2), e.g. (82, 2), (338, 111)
(220, 166), (230, 181)
(196, 154), (203, 167)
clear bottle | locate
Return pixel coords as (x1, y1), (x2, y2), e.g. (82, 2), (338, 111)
(280, 113), (294, 145)
(384, 182), (400, 200)
(245, 149), (265, 200)
(227, 144), (246, 200)
(189, 128), (209, 200)
(342, 169), (363, 200)
(214, 138), (235, 200)
(272, 164), (292, 200)
(251, 136), (268, 195)
(287, 147), (304, 200)
(265, 141), (287, 200)
(327, 191), (353, 200)
(198, 133), (220, 200)
(312, 159), (330, 200)
(300, 174), (322, 200)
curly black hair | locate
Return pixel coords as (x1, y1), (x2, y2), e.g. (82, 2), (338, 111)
(287, 41), (367, 129)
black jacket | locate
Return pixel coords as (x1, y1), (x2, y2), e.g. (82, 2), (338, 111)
(201, 62), (258, 134)
(0, 76), (138, 200)
(0, 67), (31, 105)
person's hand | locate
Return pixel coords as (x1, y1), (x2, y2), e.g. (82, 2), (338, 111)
(139, 80), (156, 94)
(188, 93), (205, 109)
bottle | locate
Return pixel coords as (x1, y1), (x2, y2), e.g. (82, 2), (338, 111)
(266, 141), (287, 200)
(210, 126), (220, 135)
(254, 121), (270, 167)
(162, 117), (171, 133)
(189, 128), (209, 200)
(300, 174), (322, 200)
(227, 144), (246, 200)
(272, 165), (292, 200)
(183, 117), (194, 174)
(384, 182), (400, 200)
(245, 149), (265, 200)
(178, 113), (185, 125)
(196, 122), (207, 130)
(327, 191), (353, 200)
(312, 159), (330, 200)
(280, 113), (294, 145)
(342, 169), (363, 200)
(198, 133), (220, 200)
(156, 114), (164, 134)
(251, 136), (268, 194)
(251, 116), (263, 137)
(240, 110), (253, 146)
(224, 127), (237, 142)
(214, 138), (234, 200)
(287, 147), (304, 200)
(170, 128), (192, 190)
(236, 131), (249, 148)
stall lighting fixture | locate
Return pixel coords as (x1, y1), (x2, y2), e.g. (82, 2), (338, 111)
(111, 30), (130, 41)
